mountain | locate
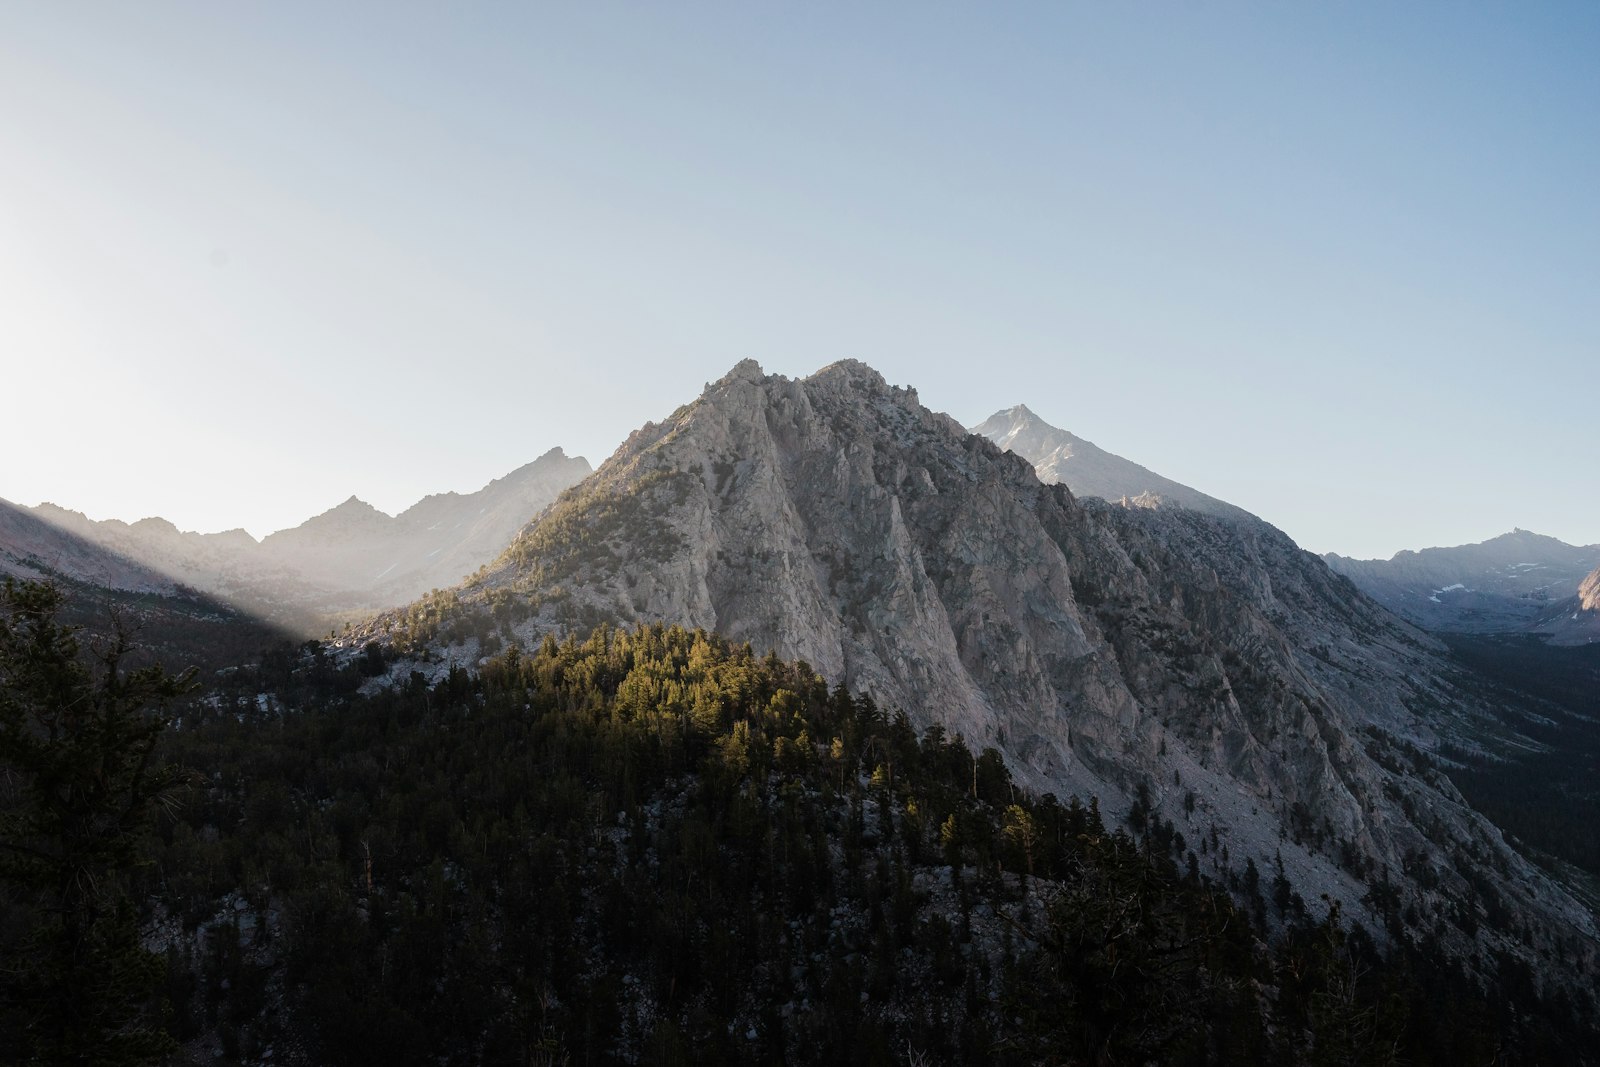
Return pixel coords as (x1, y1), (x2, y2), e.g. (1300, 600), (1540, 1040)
(369, 359), (1596, 983)
(12, 448), (591, 629)
(1324, 529), (1600, 635)
(1, 498), (291, 670)
(21, 500), (336, 632)
(254, 447), (592, 609)
(1527, 565), (1600, 646)
(972, 404), (1249, 519)
(2, 497), (180, 595)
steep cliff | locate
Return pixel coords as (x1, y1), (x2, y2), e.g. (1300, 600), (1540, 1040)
(380, 360), (1594, 982)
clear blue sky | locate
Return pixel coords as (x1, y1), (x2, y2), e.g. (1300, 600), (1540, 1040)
(2, 3), (1595, 558)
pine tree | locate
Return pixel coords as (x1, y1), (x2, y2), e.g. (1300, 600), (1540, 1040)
(0, 579), (192, 1064)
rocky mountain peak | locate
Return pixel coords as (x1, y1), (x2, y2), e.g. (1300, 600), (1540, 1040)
(973, 404), (1245, 520)
(31, 502), (102, 530)
(129, 516), (182, 537)
(467, 447), (591, 498)
(707, 358), (769, 392)
(385, 358), (1596, 982)
(1480, 528), (1565, 551)
(807, 359), (921, 408)
(985, 402), (1044, 427)
(1580, 566), (1600, 612)
(808, 358), (885, 388)
(208, 528), (260, 549)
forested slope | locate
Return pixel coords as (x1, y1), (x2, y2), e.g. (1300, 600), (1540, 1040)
(140, 625), (1594, 1065)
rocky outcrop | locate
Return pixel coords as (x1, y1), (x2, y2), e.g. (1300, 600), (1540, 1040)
(387, 360), (1593, 984)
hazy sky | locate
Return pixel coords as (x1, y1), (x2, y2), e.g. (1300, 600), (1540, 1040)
(2, 3), (1595, 559)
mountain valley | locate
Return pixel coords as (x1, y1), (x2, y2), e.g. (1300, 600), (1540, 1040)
(4, 361), (1597, 1065)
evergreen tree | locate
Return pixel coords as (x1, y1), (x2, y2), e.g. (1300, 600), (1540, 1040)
(0, 579), (191, 1064)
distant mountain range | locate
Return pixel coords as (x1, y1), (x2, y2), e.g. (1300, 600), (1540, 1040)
(0, 498), (291, 670)
(2, 447), (590, 631)
(354, 359), (1594, 984)
(970, 406), (1599, 648)
(1325, 530), (1600, 645)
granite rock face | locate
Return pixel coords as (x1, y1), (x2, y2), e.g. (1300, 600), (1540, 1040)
(421, 360), (1593, 982)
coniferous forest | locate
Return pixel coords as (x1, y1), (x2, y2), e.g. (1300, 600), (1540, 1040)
(1, 581), (1596, 1065)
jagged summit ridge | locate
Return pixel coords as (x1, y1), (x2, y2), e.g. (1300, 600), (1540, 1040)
(8, 448), (591, 627)
(1325, 529), (1600, 636)
(972, 404), (1248, 519)
(704, 358), (919, 408)
(1, 497), (180, 595)
(480, 362), (1107, 767)
(392, 359), (1595, 982)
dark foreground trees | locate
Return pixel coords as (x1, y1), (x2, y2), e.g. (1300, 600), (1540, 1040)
(0, 579), (191, 1065)
(4, 578), (1590, 1064)
(152, 622), (1595, 1065)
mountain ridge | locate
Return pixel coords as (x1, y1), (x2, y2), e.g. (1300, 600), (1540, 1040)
(972, 403), (1251, 520)
(361, 358), (1595, 984)
(1325, 529), (1600, 639)
(6, 447), (591, 628)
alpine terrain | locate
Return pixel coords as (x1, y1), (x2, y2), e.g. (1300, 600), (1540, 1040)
(5, 448), (590, 632)
(1527, 564), (1600, 646)
(363, 360), (1596, 986)
(1324, 529), (1600, 639)
(971, 404), (1249, 519)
